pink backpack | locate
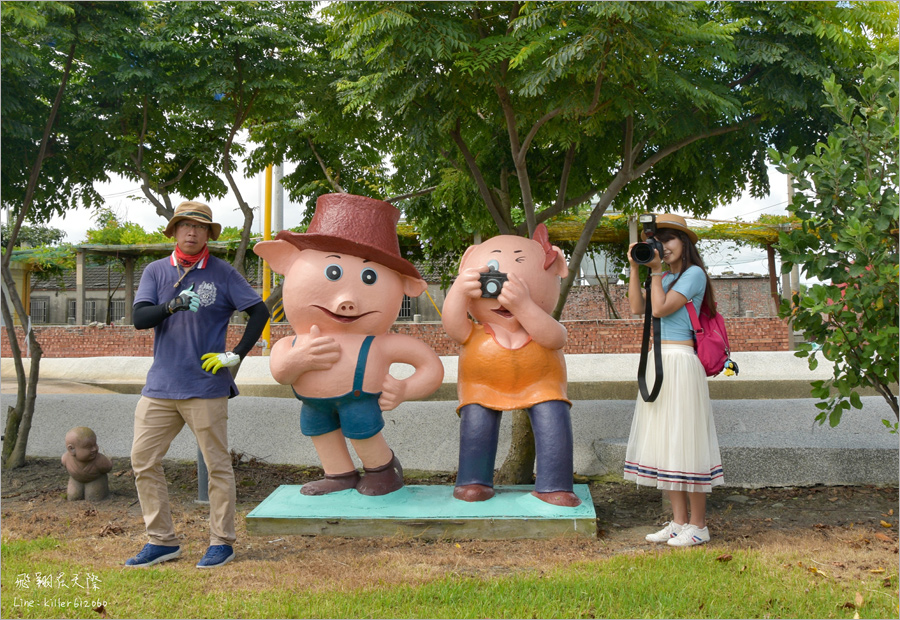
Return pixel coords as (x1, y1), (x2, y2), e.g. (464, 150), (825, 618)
(685, 303), (737, 377)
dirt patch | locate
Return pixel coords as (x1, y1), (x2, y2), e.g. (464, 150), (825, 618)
(2, 456), (897, 593)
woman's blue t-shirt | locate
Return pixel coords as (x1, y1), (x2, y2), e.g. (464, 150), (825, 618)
(660, 265), (706, 341)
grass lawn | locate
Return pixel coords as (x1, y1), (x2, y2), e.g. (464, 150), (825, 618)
(3, 535), (897, 619)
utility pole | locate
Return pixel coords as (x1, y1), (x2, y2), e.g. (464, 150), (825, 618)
(273, 163), (284, 234)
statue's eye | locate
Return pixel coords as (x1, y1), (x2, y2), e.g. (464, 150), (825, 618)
(360, 268), (378, 285)
(487, 259), (500, 271)
(324, 264), (343, 281)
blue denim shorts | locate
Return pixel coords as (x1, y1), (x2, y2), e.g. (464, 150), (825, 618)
(294, 389), (385, 440)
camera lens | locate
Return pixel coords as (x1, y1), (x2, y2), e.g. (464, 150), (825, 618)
(483, 279), (501, 296)
(630, 242), (655, 265)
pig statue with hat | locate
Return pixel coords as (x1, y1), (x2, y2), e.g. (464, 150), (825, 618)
(442, 225), (580, 507)
(254, 194), (444, 496)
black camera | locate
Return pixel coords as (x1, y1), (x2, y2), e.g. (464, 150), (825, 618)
(630, 214), (664, 265)
(479, 265), (508, 298)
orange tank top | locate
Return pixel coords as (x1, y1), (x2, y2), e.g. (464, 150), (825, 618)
(457, 324), (569, 412)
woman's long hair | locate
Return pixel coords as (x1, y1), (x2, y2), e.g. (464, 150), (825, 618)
(655, 229), (717, 317)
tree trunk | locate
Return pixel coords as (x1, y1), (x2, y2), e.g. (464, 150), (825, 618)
(0, 41), (75, 468)
(6, 341), (43, 469)
(495, 409), (535, 485)
(1, 294), (25, 466)
(265, 283), (283, 316)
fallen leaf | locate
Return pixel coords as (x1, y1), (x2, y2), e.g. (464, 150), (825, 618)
(855, 592), (864, 608)
(874, 533), (893, 543)
(93, 604), (107, 618)
(841, 602), (856, 610)
(890, 509), (894, 516)
(869, 568), (885, 574)
(853, 612), (860, 620)
(716, 554), (733, 562)
(98, 523), (124, 537)
(880, 520), (893, 528)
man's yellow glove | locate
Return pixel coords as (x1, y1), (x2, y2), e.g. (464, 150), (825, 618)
(201, 352), (240, 374)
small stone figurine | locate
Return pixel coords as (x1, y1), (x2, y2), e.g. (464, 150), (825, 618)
(62, 427), (113, 501)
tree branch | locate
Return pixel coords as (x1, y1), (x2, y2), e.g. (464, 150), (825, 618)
(553, 143), (577, 212)
(158, 158), (197, 190)
(450, 121), (512, 233)
(3, 42), (76, 267)
(386, 186), (437, 203)
(623, 115), (634, 172)
(727, 66), (761, 90)
(518, 107), (563, 162)
(634, 117), (759, 177)
(308, 137), (345, 193)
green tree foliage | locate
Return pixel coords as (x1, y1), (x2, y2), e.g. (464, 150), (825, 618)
(1, 224), (65, 248)
(162, 1), (320, 273)
(84, 207), (166, 246)
(327, 1), (897, 316)
(1, 1), (146, 469)
(87, 1), (228, 221)
(771, 55), (899, 430)
(326, 1), (897, 481)
(245, 13), (394, 213)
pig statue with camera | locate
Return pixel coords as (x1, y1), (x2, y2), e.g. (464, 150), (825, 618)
(442, 224), (580, 507)
(254, 194), (444, 497)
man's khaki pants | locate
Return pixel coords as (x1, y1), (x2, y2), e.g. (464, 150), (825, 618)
(131, 396), (235, 547)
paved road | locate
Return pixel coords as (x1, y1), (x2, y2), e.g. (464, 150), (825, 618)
(3, 389), (896, 487)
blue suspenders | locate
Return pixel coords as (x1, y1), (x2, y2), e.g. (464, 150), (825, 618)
(352, 335), (375, 397)
(291, 334), (375, 398)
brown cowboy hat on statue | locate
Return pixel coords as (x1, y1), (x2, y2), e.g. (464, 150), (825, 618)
(275, 193), (421, 279)
(641, 213), (699, 244)
(164, 201), (223, 241)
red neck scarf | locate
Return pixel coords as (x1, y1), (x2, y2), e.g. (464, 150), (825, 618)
(175, 244), (209, 269)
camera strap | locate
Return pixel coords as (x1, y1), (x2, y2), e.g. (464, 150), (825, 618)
(637, 276), (664, 402)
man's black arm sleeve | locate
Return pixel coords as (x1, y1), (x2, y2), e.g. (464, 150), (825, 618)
(232, 301), (270, 359)
(133, 301), (170, 330)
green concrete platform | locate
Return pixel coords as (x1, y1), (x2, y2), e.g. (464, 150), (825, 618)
(245, 484), (597, 540)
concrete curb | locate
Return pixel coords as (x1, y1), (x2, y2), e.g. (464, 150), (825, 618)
(1, 351), (877, 400)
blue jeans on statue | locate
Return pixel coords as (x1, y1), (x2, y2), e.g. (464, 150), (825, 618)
(455, 400), (574, 494)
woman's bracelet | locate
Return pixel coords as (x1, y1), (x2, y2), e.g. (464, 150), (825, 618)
(650, 272), (665, 277)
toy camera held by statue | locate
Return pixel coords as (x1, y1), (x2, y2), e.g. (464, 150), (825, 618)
(630, 213), (665, 265)
(479, 264), (508, 298)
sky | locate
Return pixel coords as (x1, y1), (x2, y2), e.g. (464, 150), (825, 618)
(29, 162), (793, 280)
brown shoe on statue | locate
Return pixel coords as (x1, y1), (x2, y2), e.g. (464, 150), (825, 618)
(356, 452), (404, 496)
(300, 470), (361, 496)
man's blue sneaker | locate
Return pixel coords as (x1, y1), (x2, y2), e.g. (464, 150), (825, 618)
(125, 544), (181, 567)
(196, 545), (235, 569)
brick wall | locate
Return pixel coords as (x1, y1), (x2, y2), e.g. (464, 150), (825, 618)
(561, 276), (779, 321)
(1, 316), (790, 358)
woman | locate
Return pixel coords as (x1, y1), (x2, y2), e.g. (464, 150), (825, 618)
(623, 214), (724, 547)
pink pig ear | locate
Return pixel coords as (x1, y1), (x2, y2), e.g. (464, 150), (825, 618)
(402, 276), (428, 298)
(253, 240), (301, 276)
(532, 224), (558, 271)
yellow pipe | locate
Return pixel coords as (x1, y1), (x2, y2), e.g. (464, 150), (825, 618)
(262, 165), (273, 355)
(424, 289), (441, 318)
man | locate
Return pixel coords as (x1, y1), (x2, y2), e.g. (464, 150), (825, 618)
(125, 201), (269, 569)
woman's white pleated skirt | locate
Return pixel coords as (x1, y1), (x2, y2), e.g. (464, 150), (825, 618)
(624, 344), (724, 492)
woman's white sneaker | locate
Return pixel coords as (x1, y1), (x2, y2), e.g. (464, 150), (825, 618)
(645, 521), (684, 543)
(667, 524), (710, 547)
